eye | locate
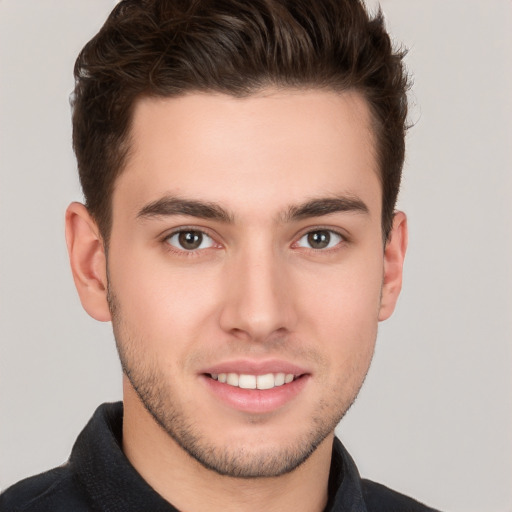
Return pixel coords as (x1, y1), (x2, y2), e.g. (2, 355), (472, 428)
(296, 229), (344, 250)
(166, 230), (215, 251)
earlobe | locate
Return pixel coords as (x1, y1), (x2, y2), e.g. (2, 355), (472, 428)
(378, 211), (408, 321)
(65, 202), (111, 322)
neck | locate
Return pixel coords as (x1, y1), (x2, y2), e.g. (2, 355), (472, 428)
(122, 384), (333, 512)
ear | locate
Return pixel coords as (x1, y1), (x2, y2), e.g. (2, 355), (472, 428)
(65, 202), (111, 322)
(378, 211), (408, 321)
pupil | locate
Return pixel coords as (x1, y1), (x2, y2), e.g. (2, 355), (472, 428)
(308, 231), (330, 249)
(179, 231), (202, 250)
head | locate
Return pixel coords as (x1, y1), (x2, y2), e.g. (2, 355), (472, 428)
(66, 0), (409, 483)
(72, 0), (408, 245)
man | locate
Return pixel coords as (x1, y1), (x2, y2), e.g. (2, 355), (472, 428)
(0, 1), (440, 511)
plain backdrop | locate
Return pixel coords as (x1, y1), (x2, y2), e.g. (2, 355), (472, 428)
(1, 1), (511, 511)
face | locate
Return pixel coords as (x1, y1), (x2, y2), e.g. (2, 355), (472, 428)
(71, 89), (406, 478)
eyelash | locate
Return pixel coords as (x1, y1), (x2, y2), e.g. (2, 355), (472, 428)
(162, 227), (221, 257)
(293, 228), (347, 252)
(161, 227), (347, 256)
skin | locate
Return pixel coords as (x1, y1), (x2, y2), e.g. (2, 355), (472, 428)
(66, 89), (407, 512)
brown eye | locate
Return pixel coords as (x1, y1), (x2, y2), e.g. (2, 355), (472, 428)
(167, 230), (214, 251)
(297, 230), (343, 250)
(308, 231), (330, 249)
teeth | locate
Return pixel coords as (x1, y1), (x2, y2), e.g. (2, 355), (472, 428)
(239, 374), (257, 389)
(210, 372), (296, 389)
(226, 373), (239, 386)
(256, 373), (275, 390)
(274, 373), (285, 386)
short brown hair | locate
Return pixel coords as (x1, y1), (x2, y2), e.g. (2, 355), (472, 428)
(72, 0), (409, 242)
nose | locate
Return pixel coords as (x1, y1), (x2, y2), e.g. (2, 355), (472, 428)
(219, 244), (297, 342)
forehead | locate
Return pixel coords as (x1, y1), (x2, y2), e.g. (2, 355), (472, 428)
(115, 89), (380, 218)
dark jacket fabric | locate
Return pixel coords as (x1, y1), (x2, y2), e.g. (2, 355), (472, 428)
(0, 402), (440, 512)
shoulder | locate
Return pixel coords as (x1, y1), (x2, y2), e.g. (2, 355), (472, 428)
(361, 479), (441, 512)
(0, 465), (91, 512)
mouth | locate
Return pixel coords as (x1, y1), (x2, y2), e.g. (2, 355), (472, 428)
(201, 361), (310, 413)
(207, 372), (300, 390)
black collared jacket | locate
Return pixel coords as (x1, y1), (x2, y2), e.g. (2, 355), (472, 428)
(0, 402), (441, 512)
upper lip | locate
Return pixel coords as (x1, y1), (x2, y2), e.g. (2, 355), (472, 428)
(201, 359), (310, 376)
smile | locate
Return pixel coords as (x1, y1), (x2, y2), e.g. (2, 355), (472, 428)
(209, 372), (297, 390)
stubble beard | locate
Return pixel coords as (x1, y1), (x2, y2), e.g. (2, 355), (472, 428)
(108, 287), (370, 479)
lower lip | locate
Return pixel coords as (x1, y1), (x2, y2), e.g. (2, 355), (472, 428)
(202, 375), (309, 414)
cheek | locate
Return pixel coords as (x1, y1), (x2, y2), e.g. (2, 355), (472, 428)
(294, 251), (383, 367)
(108, 250), (221, 346)
(299, 255), (383, 326)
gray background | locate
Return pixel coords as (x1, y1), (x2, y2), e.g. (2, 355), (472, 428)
(1, 1), (511, 511)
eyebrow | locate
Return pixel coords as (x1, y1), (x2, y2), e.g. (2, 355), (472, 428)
(136, 194), (369, 224)
(283, 195), (369, 222)
(137, 196), (234, 223)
